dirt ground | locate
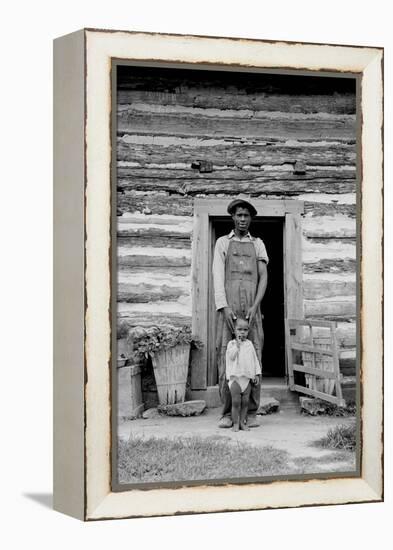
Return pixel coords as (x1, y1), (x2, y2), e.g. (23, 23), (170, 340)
(118, 407), (357, 475)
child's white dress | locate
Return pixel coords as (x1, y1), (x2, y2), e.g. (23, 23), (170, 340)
(225, 339), (262, 393)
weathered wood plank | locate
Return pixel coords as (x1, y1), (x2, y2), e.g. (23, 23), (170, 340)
(118, 110), (356, 140)
(191, 208), (209, 390)
(118, 264), (191, 277)
(118, 102), (356, 120)
(287, 318), (336, 328)
(116, 191), (357, 218)
(293, 384), (345, 406)
(305, 298), (356, 317)
(117, 226), (192, 240)
(303, 201), (356, 218)
(303, 258), (357, 273)
(291, 342), (333, 355)
(293, 364), (339, 379)
(118, 173), (356, 196)
(118, 299), (191, 317)
(117, 166), (356, 182)
(118, 282), (188, 303)
(118, 313), (192, 332)
(117, 139), (356, 167)
(285, 213), (304, 319)
(118, 236), (191, 249)
(117, 213), (193, 225)
(118, 89), (355, 114)
(302, 239), (356, 263)
(302, 216), (356, 239)
(304, 278), (356, 299)
(118, 226), (192, 239)
(117, 192), (194, 216)
(117, 254), (191, 268)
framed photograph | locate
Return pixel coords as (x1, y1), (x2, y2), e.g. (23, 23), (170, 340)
(53, 29), (383, 520)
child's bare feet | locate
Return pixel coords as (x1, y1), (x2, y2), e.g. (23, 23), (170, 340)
(240, 422), (250, 431)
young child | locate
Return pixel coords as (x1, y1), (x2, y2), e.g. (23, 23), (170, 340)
(225, 317), (262, 431)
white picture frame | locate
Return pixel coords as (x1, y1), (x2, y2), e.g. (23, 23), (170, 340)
(53, 28), (383, 520)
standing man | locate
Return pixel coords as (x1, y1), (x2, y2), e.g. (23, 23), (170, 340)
(213, 199), (268, 428)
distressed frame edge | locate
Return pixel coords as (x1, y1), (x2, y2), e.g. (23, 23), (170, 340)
(80, 30), (383, 520)
(53, 29), (86, 520)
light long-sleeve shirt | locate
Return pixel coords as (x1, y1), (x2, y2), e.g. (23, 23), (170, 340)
(225, 339), (262, 380)
(212, 230), (269, 310)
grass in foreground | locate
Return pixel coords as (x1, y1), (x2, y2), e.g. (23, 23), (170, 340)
(118, 435), (292, 484)
(314, 423), (357, 451)
(292, 451), (356, 474)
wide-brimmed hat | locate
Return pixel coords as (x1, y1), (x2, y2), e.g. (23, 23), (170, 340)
(227, 199), (257, 217)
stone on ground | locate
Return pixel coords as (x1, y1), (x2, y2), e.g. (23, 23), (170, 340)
(158, 400), (207, 417)
(257, 396), (280, 415)
(300, 397), (332, 415)
(142, 407), (161, 419)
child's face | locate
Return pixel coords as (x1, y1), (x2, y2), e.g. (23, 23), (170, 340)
(235, 322), (248, 341)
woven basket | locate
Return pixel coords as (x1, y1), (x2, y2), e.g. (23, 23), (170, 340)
(151, 344), (190, 405)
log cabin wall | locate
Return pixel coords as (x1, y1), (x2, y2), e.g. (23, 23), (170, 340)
(116, 67), (357, 377)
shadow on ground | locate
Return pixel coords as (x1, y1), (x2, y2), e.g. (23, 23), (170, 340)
(23, 493), (53, 509)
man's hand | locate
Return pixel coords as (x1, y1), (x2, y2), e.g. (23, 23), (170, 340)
(246, 305), (258, 325)
(252, 375), (260, 386)
(222, 307), (236, 333)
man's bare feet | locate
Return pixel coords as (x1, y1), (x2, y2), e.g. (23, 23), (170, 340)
(240, 422), (250, 431)
(232, 423), (240, 432)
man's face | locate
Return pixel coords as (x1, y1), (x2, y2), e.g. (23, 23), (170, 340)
(232, 207), (252, 233)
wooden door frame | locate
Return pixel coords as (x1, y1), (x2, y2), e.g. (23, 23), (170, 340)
(191, 198), (304, 390)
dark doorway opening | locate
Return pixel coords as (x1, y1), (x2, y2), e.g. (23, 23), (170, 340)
(209, 217), (285, 381)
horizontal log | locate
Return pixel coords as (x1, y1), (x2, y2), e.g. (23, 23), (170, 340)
(117, 192), (194, 216)
(303, 238), (355, 262)
(303, 201), (356, 218)
(116, 191), (356, 218)
(118, 175), (356, 196)
(118, 110), (356, 140)
(118, 226), (191, 239)
(117, 138), (356, 168)
(306, 315), (356, 323)
(117, 166), (355, 182)
(118, 282), (188, 303)
(305, 299), (356, 317)
(118, 254), (191, 268)
(118, 236), (191, 249)
(303, 258), (357, 273)
(118, 264), (191, 277)
(117, 213), (193, 225)
(302, 216), (356, 239)
(118, 314), (191, 332)
(303, 279), (356, 299)
(117, 89), (355, 114)
(118, 299), (191, 318)
(118, 102), (356, 120)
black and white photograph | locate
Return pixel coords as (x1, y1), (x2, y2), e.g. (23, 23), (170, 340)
(113, 64), (359, 487)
